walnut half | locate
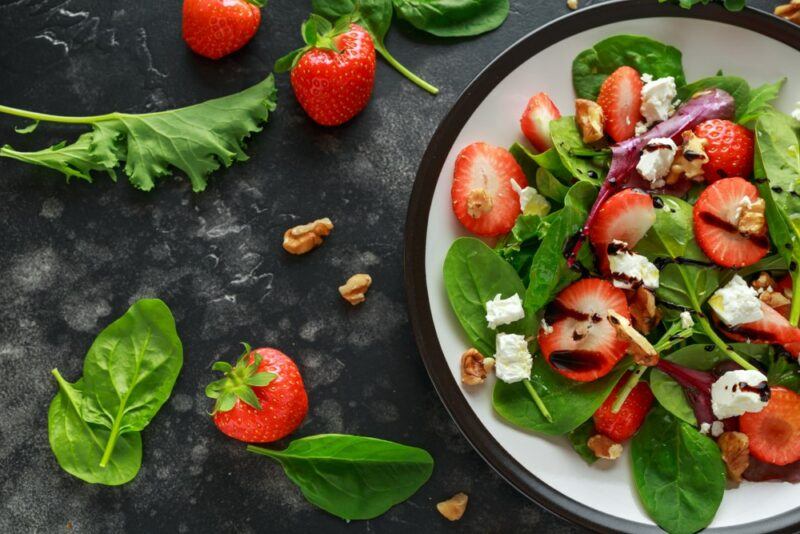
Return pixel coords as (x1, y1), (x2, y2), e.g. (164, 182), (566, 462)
(339, 274), (372, 305)
(776, 0), (800, 23)
(575, 99), (604, 143)
(628, 286), (661, 335)
(461, 348), (495, 385)
(437, 492), (469, 521)
(718, 431), (750, 483)
(737, 198), (767, 237)
(283, 218), (334, 255)
(588, 434), (623, 460)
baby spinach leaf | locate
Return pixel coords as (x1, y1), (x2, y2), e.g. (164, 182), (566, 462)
(631, 406), (726, 534)
(444, 238), (534, 356)
(392, 0), (509, 37)
(248, 434), (433, 520)
(510, 142), (571, 182)
(572, 35), (685, 100)
(81, 299), (183, 467)
(767, 353), (800, 392)
(738, 78), (786, 125)
(535, 167), (569, 204)
(677, 76), (751, 120)
(568, 419), (597, 465)
(48, 373), (142, 485)
(509, 142), (539, 181)
(549, 116), (605, 185)
(659, 0), (745, 13)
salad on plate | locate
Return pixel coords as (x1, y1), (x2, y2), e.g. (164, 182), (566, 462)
(442, 34), (800, 534)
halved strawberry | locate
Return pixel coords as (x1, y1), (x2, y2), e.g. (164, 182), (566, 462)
(593, 375), (654, 442)
(538, 278), (630, 382)
(693, 177), (769, 268)
(597, 66), (643, 143)
(717, 302), (800, 345)
(693, 119), (754, 183)
(520, 92), (561, 152)
(741, 387), (800, 466)
(588, 189), (656, 271)
(451, 142), (527, 236)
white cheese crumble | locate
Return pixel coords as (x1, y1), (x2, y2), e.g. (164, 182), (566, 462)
(635, 121), (649, 136)
(711, 369), (770, 419)
(511, 181), (550, 216)
(792, 101), (800, 122)
(493, 333), (533, 384)
(711, 420), (725, 437)
(680, 311), (694, 329)
(485, 293), (525, 330)
(636, 137), (677, 188)
(640, 74), (677, 125)
(699, 422), (711, 435)
(540, 318), (553, 335)
(608, 250), (660, 290)
(708, 275), (764, 327)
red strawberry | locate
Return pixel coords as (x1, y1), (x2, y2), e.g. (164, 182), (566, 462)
(207, 344), (308, 443)
(693, 177), (769, 268)
(774, 274), (793, 319)
(717, 302), (800, 346)
(520, 93), (561, 152)
(593, 375), (654, 442)
(741, 387), (800, 466)
(182, 0), (263, 60)
(588, 189), (656, 270)
(538, 278), (630, 382)
(597, 66), (643, 143)
(280, 22), (376, 126)
(693, 119), (754, 183)
(451, 142), (527, 236)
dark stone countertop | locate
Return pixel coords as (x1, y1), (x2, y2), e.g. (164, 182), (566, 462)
(0, 0), (777, 532)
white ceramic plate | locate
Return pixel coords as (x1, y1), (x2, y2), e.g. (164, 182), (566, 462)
(405, 1), (800, 531)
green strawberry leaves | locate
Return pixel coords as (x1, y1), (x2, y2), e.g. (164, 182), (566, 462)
(275, 14), (351, 73)
(205, 343), (276, 413)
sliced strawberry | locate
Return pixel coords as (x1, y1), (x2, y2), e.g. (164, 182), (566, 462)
(593, 374), (654, 442)
(693, 119), (754, 183)
(451, 142), (527, 236)
(520, 92), (561, 152)
(717, 302), (800, 345)
(538, 278), (630, 382)
(597, 66), (643, 143)
(693, 177), (769, 268)
(588, 189), (656, 271)
(741, 387), (800, 466)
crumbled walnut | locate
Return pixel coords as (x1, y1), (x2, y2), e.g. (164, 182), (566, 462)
(607, 309), (659, 366)
(283, 218), (334, 255)
(718, 431), (750, 483)
(667, 131), (710, 184)
(567, 0), (579, 9)
(628, 287), (661, 335)
(338, 274), (372, 305)
(437, 493), (468, 521)
(776, 0), (800, 23)
(575, 99), (604, 143)
(760, 287), (791, 310)
(461, 349), (494, 385)
(588, 434), (623, 460)
(752, 272), (777, 292)
(467, 189), (493, 218)
(737, 198), (767, 237)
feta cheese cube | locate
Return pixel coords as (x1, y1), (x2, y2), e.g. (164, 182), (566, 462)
(511, 181), (550, 216)
(608, 250), (659, 290)
(640, 74), (677, 125)
(711, 369), (770, 419)
(485, 293), (525, 330)
(680, 311), (694, 329)
(494, 333), (532, 384)
(636, 137), (677, 188)
(708, 275), (763, 327)
(711, 420), (725, 438)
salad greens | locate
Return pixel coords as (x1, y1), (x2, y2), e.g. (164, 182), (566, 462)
(658, 0), (746, 12)
(676, 75), (785, 125)
(392, 0), (509, 38)
(247, 434), (433, 520)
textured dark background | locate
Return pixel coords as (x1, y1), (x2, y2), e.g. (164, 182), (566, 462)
(0, 0), (777, 532)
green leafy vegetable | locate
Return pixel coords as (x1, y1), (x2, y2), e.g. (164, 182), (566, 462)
(14, 120), (38, 134)
(676, 75), (751, 119)
(658, 0), (746, 12)
(767, 352), (800, 392)
(631, 406), (726, 534)
(535, 167), (569, 204)
(549, 116), (605, 185)
(572, 35), (685, 100)
(247, 434), (433, 520)
(568, 419), (597, 465)
(0, 76), (277, 192)
(738, 78), (786, 124)
(392, 0), (508, 37)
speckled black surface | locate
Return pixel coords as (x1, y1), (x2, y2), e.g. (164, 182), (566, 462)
(0, 1), (777, 532)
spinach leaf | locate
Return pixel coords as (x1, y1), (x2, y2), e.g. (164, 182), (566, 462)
(392, 0), (509, 37)
(48, 373), (142, 485)
(658, 0), (745, 13)
(248, 434), (433, 520)
(535, 167), (569, 204)
(510, 142), (571, 182)
(767, 353), (800, 392)
(738, 78), (786, 125)
(572, 35), (685, 100)
(676, 76), (750, 120)
(631, 406), (726, 534)
(568, 419), (597, 465)
(444, 238), (534, 356)
(509, 142), (539, 181)
(493, 357), (627, 435)
(81, 299), (183, 467)
(549, 116), (605, 185)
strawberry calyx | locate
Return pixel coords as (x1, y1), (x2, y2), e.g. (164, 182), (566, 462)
(205, 343), (276, 414)
(274, 14), (352, 73)
(244, 0), (266, 7)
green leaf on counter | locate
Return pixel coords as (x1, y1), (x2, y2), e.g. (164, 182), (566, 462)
(392, 0), (509, 37)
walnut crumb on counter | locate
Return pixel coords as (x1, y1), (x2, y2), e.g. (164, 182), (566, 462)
(339, 274), (372, 305)
(283, 218), (333, 255)
(437, 492), (469, 521)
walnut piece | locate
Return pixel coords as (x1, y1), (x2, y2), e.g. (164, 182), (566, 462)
(760, 287), (791, 310)
(667, 131), (710, 184)
(437, 492), (468, 521)
(283, 218), (334, 255)
(575, 99), (604, 143)
(460, 349), (494, 385)
(752, 272), (777, 292)
(339, 274), (372, 305)
(718, 431), (750, 483)
(628, 286), (661, 335)
(737, 198), (767, 237)
(567, 0), (578, 9)
(776, 0), (800, 23)
(588, 434), (623, 460)
(608, 309), (659, 366)
(467, 189), (493, 219)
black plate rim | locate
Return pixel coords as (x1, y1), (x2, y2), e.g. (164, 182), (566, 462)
(403, 1), (800, 532)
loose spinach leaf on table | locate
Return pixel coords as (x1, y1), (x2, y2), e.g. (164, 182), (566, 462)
(392, 0), (508, 37)
(549, 116), (606, 185)
(444, 238), (535, 356)
(568, 419), (597, 465)
(631, 406), (726, 534)
(658, 0), (746, 12)
(493, 357), (627, 435)
(572, 35), (685, 100)
(248, 434), (433, 520)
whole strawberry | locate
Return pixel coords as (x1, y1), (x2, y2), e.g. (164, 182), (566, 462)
(182, 0), (263, 60)
(206, 344), (308, 443)
(276, 16), (376, 126)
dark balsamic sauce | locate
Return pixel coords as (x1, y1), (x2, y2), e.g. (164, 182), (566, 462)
(549, 350), (606, 372)
(652, 196), (665, 209)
